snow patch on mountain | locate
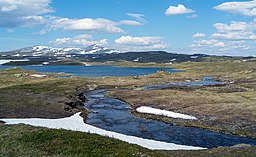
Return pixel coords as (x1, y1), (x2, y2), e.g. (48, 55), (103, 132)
(3, 45), (121, 56)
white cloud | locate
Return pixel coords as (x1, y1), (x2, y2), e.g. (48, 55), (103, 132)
(190, 20), (256, 56)
(49, 17), (125, 34)
(212, 32), (256, 40)
(114, 36), (167, 51)
(190, 39), (225, 49)
(0, 1), (143, 34)
(165, 4), (195, 15)
(119, 20), (143, 26)
(41, 16), (145, 34)
(7, 28), (14, 32)
(190, 39), (254, 56)
(214, 0), (256, 16)
(49, 34), (108, 46)
(0, 0), (53, 27)
(213, 21), (255, 32)
(1, 4), (17, 12)
(212, 21), (256, 40)
(126, 13), (147, 23)
(193, 33), (206, 38)
(187, 14), (198, 18)
(73, 34), (93, 40)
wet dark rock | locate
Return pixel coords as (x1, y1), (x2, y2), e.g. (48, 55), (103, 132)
(77, 92), (87, 102)
(65, 101), (84, 108)
(63, 105), (72, 111)
(63, 87), (89, 113)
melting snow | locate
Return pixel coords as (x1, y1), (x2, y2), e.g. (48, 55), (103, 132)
(134, 58), (140, 62)
(42, 62), (49, 65)
(0, 113), (204, 150)
(30, 74), (47, 78)
(136, 106), (197, 120)
(0, 59), (29, 65)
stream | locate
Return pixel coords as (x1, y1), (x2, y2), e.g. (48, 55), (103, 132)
(85, 77), (256, 148)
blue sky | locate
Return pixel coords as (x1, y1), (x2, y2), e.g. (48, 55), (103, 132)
(0, 0), (256, 56)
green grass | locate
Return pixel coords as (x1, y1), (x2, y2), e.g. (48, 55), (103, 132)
(1, 125), (255, 157)
(0, 124), (165, 157)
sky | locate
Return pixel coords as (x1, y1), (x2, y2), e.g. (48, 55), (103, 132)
(0, 0), (256, 56)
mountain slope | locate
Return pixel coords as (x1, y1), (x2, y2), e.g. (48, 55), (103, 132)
(1, 45), (121, 57)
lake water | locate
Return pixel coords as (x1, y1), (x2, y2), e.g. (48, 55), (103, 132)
(0, 65), (179, 77)
(143, 76), (225, 90)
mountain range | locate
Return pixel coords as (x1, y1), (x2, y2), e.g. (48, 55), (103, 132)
(0, 45), (121, 57)
(0, 45), (255, 65)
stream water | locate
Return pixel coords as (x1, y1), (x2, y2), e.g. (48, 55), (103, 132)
(85, 79), (256, 148)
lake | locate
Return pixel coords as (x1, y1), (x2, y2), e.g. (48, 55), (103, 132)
(0, 65), (179, 77)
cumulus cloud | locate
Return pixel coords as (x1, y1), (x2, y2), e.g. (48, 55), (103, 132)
(190, 20), (256, 55)
(212, 21), (256, 40)
(0, 0), (53, 27)
(214, 21), (255, 32)
(165, 4), (195, 15)
(212, 31), (256, 40)
(0, 1), (144, 34)
(49, 34), (108, 46)
(214, 0), (256, 16)
(193, 33), (206, 38)
(190, 39), (254, 56)
(48, 17), (124, 33)
(115, 35), (167, 51)
(190, 39), (225, 49)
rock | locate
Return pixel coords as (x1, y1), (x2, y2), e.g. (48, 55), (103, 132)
(65, 101), (84, 108)
(80, 109), (90, 120)
(77, 92), (88, 102)
(63, 105), (72, 111)
(133, 76), (140, 79)
(88, 84), (97, 90)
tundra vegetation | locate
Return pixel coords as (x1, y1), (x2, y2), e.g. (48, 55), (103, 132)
(0, 60), (256, 156)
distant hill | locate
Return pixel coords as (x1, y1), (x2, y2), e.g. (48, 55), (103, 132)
(0, 45), (121, 57)
(84, 51), (209, 63)
(0, 46), (255, 65)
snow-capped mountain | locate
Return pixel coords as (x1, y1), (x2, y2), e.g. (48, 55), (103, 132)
(2, 45), (121, 57)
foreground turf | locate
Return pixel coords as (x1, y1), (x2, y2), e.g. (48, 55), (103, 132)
(0, 124), (165, 157)
(1, 124), (255, 157)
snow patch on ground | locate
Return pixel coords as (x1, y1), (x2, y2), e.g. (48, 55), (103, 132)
(30, 74), (47, 78)
(0, 59), (29, 65)
(136, 106), (197, 120)
(0, 113), (204, 150)
(133, 58), (140, 62)
(82, 62), (91, 66)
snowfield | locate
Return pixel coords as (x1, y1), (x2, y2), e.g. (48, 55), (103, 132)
(0, 59), (29, 65)
(0, 112), (204, 150)
(136, 106), (197, 120)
